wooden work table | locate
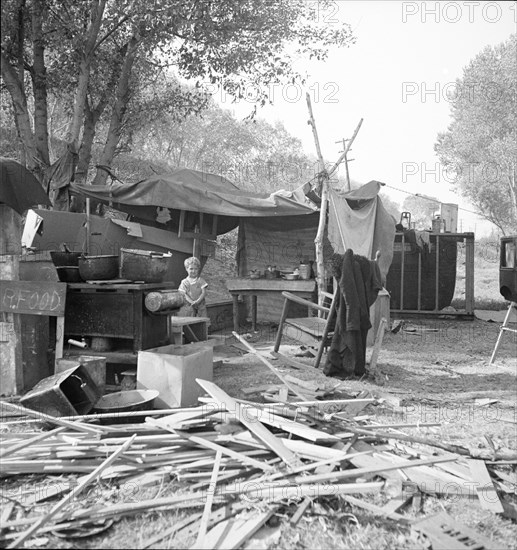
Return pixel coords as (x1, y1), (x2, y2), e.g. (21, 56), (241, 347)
(225, 277), (317, 332)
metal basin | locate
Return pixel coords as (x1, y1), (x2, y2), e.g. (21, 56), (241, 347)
(93, 389), (159, 423)
(78, 255), (119, 281)
(50, 251), (82, 267)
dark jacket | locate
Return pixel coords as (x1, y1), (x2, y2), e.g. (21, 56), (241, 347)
(323, 250), (383, 377)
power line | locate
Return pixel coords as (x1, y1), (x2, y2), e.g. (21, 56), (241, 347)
(381, 182), (482, 217)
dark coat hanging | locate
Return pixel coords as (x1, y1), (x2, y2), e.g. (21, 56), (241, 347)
(323, 249), (383, 378)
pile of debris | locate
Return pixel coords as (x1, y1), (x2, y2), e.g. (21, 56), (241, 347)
(1, 375), (515, 549)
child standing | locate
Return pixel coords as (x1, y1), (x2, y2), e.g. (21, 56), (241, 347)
(178, 257), (208, 319)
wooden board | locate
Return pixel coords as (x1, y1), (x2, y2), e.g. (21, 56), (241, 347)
(0, 280), (66, 316)
(412, 511), (495, 549)
(468, 459), (504, 514)
(196, 379), (303, 470)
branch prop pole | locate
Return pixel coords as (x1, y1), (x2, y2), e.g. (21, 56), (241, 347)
(306, 93), (329, 307)
(306, 94), (364, 307)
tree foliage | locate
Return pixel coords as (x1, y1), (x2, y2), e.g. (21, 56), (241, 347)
(402, 194), (439, 230)
(1, 0), (354, 209)
(104, 98), (318, 193)
(435, 34), (517, 234)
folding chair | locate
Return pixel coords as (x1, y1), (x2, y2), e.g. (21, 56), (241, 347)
(273, 289), (338, 369)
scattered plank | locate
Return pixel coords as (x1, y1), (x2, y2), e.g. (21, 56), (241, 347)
(188, 435), (275, 472)
(411, 511), (495, 549)
(9, 434), (137, 548)
(271, 351), (314, 370)
(468, 459), (505, 514)
(193, 450), (223, 549)
(290, 497), (312, 526)
(142, 513), (202, 549)
(369, 317), (387, 373)
(0, 427), (66, 458)
(0, 401), (104, 435)
(196, 379), (303, 470)
(232, 332), (308, 400)
(202, 509), (274, 550)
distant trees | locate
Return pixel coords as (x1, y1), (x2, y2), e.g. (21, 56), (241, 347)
(1, 0), (354, 208)
(402, 195), (439, 230)
(123, 101), (318, 193)
(435, 34), (516, 234)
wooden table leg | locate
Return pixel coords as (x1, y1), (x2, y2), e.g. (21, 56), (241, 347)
(251, 295), (257, 331)
(232, 294), (239, 333)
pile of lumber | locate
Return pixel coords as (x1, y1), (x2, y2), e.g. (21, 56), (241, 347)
(0, 378), (515, 549)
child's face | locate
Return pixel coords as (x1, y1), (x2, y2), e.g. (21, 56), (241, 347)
(187, 265), (199, 278)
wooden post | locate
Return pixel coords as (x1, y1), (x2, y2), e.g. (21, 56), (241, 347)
(85, 197), (90, 255)
(0, 205), (23, 394)
(0, 281), (67, 371)
(193, 224), (201, 259)
(464, 233), (475, 315)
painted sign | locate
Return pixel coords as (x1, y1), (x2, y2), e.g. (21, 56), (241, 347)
(0, 281), (67, 316)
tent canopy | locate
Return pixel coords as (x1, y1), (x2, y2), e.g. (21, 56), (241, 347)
(71, 167), (316, 218)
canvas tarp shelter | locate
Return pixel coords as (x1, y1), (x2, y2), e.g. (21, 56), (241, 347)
(71, 168), (317, 236)
(70, 169), (395, 319)
(237, 180), (395, 321)
(238, 180), (395, 281)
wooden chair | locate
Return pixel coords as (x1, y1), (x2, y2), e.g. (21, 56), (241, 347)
(273, 290), (338, 369)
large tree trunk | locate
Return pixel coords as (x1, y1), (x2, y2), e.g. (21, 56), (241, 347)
(92, 36), (139, 186)
(0, 52), (40, 174)
(68, 0), (106, 147)
(70, 105), (98, 212)
(15, 0), (27, 165)
(30, 0), (50, 168)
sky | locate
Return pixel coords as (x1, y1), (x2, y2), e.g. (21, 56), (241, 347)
(218, 1), (516, 236)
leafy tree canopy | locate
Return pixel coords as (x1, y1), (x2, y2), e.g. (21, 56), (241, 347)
(402, 194), (439, 230)
(435, 34), (517, 234)
(1, 0), (354, 208)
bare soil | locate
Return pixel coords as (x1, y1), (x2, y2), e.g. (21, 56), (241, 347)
(2, 242), (516, 549)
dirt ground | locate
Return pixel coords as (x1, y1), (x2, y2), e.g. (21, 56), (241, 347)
(205, 313), (517, 549)
(1, 315), (516, 549)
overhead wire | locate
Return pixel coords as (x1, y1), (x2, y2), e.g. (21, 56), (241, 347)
(380, 182), (482, 217)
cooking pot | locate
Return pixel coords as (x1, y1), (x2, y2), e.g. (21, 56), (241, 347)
(56, 266), (83, 282)
(78, 255), (119, 281)
(50, 250), (82, 267)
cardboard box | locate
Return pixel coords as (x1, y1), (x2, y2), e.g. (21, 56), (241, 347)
(137, 342), (213, 408)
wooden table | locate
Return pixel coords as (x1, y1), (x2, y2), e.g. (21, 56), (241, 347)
(225, 278), (317, 332)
